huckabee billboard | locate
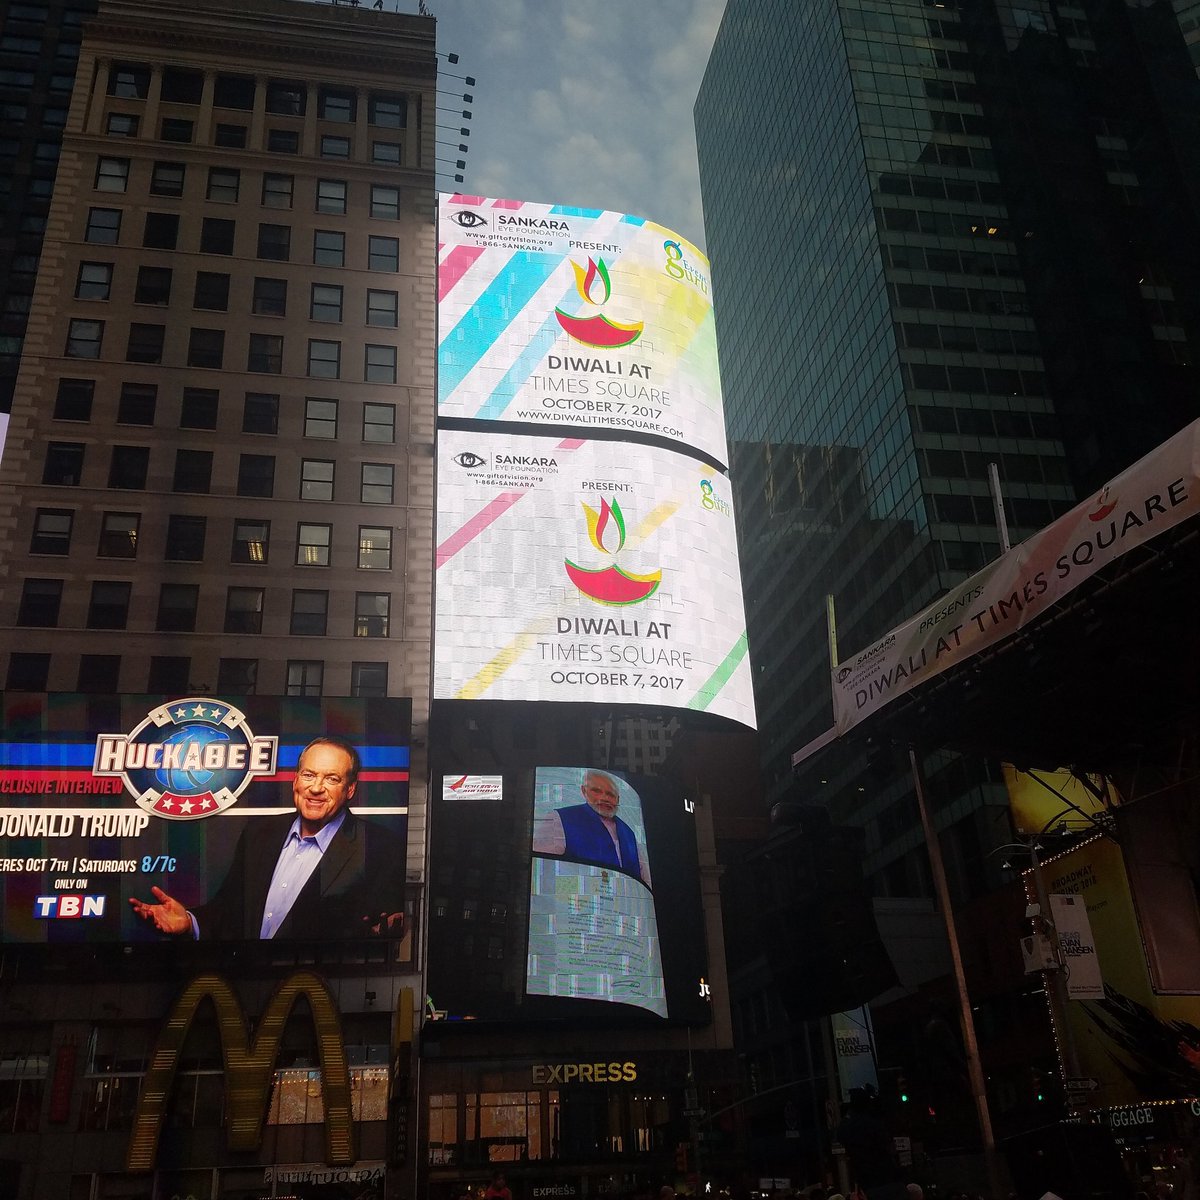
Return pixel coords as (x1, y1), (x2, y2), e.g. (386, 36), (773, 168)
(0, 693), (410, 943)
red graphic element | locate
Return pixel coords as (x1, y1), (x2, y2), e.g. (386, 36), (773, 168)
(564, 562), (661, 606)
(448, 775), (467, 791)
(1089, 489), (1118, 521)
(554, 312), (643, 349)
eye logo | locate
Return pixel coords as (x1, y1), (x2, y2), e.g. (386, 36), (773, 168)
(554, 257), (644, 349)
(452, 451), (487, 469)
(564, 497), (661, 606)
(450, 209), (487, 229)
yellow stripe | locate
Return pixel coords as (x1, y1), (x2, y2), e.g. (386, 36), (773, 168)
(455, 629), (543, 699)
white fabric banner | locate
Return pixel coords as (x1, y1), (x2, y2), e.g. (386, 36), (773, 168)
(1050, 893), (1104, 1001)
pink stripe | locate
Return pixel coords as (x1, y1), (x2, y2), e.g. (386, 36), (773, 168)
(449, 194), (486, 205)
(557, 438), (585, 449)
(490, 198), (522, 209)
(437, 492), (525, 568)
(439, 244), (487, 302)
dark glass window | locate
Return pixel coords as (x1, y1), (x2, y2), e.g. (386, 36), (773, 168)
(310, 284), (342, 322)
(98, 512), (139, 558)
(159, 117), (193, 144)
(357, 526), (391, 570)
(321, 135), (351, 159)
(135, 265), (172, 305)
(7, 653), (51, 691)
(161, 67), (203, 104)
(106, 113), (139, 138)
(172, 449), (212, 493)
(65, 318), (103, 358)
(95, 156), (129, 192)
(365, 344), (396, 383)
(157, 584), (198, 632)
(147, 657), (190, 693)
(367, 290), (398, 327)
(370, 185), (400, 220)
(78, 655), (120, 694)
(286, 660), (323, 696)
(85, 208), (121, 244)
(125, 323), (164, 363)
(193, 271), (229, 311)
(150, 161), (185, 197)
(314, 230), (344, 266)
(187, 327), (224, 369)
(262, 174), (293, 209)
(18, 579), (63, 627)
(252, 277), (287, 316)
(200, 218), (235, 255)
(43, 443), (84, 485)
(180, 388), (218, 429)
(142, 212), (179, 250)
(247, 334), (283, 374)
(296, 522), (332, 566)
(88, 581), (131, 630)
(368, 93), (406, 128)
(224, 587), (264, 634)
(300, 459), (334, 501)
(214, 74), (255, 110)
(206, 167), (240, 202)
(266, 80), (306, 115)
(75, 261), (112, 300)
(165, 514), (206, 561)
(318, 87), (355, 122)
(316, 180), (347, 215)
(305, 398), (337, 439)
(231, 519), (269, 564)
(108, 62), (150, 99)
(351, 662), (388, 697)
(117, 383), (156, 425)
(368, 235), (398, 271)
(242, 393), (279, 434)
(372, 142), (402, 167)
(354, 592), (390, 637)
(267, 129), (299, 154)
(54, 379), (94, 421)
(30, 509), (73, 555)
(257, 223), (290, 261)
(290, 590), (328, 636)
(307, 339), (340, 378)
(237, 454), (275, 497)
(107, 445), (149, 489)
(361, 463), (393, 504)
(363, 403), (395, 443)
(215, 123), (247, 149)
(217, 658), (258, 693)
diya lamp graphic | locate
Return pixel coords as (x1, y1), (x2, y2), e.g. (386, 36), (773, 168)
(555, 257), (644, 349)
(565, 497), (661, 605)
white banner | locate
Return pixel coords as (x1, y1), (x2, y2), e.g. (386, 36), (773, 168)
(1050, 893), (1104, 1001)
(832, 418), (1200, 734)
(832, 1006), (878, 1100)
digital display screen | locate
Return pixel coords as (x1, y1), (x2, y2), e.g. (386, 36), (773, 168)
(439, 195), (728, 465)
(0, 693), (410, 944)
(435, 431), (754, 728)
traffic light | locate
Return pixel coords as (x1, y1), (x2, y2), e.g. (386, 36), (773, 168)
(899, 1074), (909, 1103)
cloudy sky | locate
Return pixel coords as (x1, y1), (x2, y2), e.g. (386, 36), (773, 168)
(428, 0), (728, 250)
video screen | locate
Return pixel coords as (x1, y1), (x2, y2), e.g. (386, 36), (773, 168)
(0, 693), (410, 944)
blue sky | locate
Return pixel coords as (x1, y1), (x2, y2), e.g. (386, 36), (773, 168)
(428, 0), (727, 250)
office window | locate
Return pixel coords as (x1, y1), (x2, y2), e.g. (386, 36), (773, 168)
(310, 284), (342, 322)
(18, 579), (63, 627)
(30, 509), (73, 555)
(88, 581), (131, 630)
(76, 262), (112, 300)
(65, 318), (103, 358)
(319, 87), (355, 122)
(363, 403), (395, 443)
(172, 449), (212, 493)
(365, 344), (396, 383)
(290, 591), (328, 636)
(262, 173), (293, 209)
(192, 271), (229, 311)
(252, 277), (287, 316)
(247, 333), (283, 374)
(180, 388), (218, 429)
(351, 662), (388, 697)
(266, 79), (305, 115)
(149, 161), (185, 197)
(147, 656), (190, 693)
(224, 587), (264, 634)
(361, 463), (393, 504)
(313, 230), (344, 266)
(165, 514), (206, 560)
(316, 180), (347, 215)
(98, 512), (139, 557)
(242, 393), (279, 434)
(231, 519), (269, 564)
(43, 443), (84, 485)
(321, 135), (351, 159)
(354, 592), (389, 637)
(85, 207), (121, 244)
(215, 123), (247, 149)
(108, 446), (149, 490)
(214, 73), (255, 110)
(286, 660), (323, 696)
(54, 379), (94, 422)
(267, 129), (299, 154)
(237, 454), (274, 497)
(108, 62), (150, 99)
(366, 290), (398, 327)
(156, 584), (198, 632)
(125, 323), (164, 364)
(206, 167), (240, 202)
(257, 223), (290, 261)
(357, 526), (392, 570)
(372, 141), (402, 167)
(305, 398), (337, 439)
(370, 185), (400, 220)
(217, 658), (258, 693)
(142, 212), (179, 250)
(162, 67), (203, 104)
(296, 523), (332, 566)
(117, 382), (156, 425)
(95, 156), (129, 192)
(369, 93), (406, 128)
(187, 328), (224, 369)
(78, 655), (121, 694)
(160, 117), (193, 144)
(106, 113), (139, 138)
(135, 265), (172, 305)
(300, 459), (334, 501)
(368, 235), (399, 271)
(7, 653), (51, 692)
(307, 339), (340, 379)
(200, 218), (235, 255)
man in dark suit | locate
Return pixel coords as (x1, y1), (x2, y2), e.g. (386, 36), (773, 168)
(130, 737), (404, 940)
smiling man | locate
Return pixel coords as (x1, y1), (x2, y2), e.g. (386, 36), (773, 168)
(130, 736), (405, 940)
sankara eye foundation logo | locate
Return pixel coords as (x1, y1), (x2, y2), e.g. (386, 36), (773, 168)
(564, 497), (661, 606)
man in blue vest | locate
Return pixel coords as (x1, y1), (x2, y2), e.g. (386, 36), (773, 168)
(532, 769), (652, 888)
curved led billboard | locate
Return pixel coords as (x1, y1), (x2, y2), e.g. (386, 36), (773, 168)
(439, 194), (728, 465)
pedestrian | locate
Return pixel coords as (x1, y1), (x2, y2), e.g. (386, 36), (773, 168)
(485, 1173), (513, 1200)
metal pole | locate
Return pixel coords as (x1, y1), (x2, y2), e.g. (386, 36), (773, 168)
(986, 462), (1011, 554)
(909, 746), (1005, 1197)
(1027, 840), (1081, 1083)
(825, 594), (839, 668)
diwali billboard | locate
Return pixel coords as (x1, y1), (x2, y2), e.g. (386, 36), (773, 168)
(438, 194), (728, 465)
(0, 693), (410, 944)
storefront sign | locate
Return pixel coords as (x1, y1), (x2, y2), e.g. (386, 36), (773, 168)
(531, 1060), (637, 1083)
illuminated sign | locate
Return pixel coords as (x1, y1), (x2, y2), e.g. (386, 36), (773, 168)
(531, 1060), (638, 1084)
(441, 774), (503, 801)
(435, 432), (753, 727)
(439, 195), (727, 464)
